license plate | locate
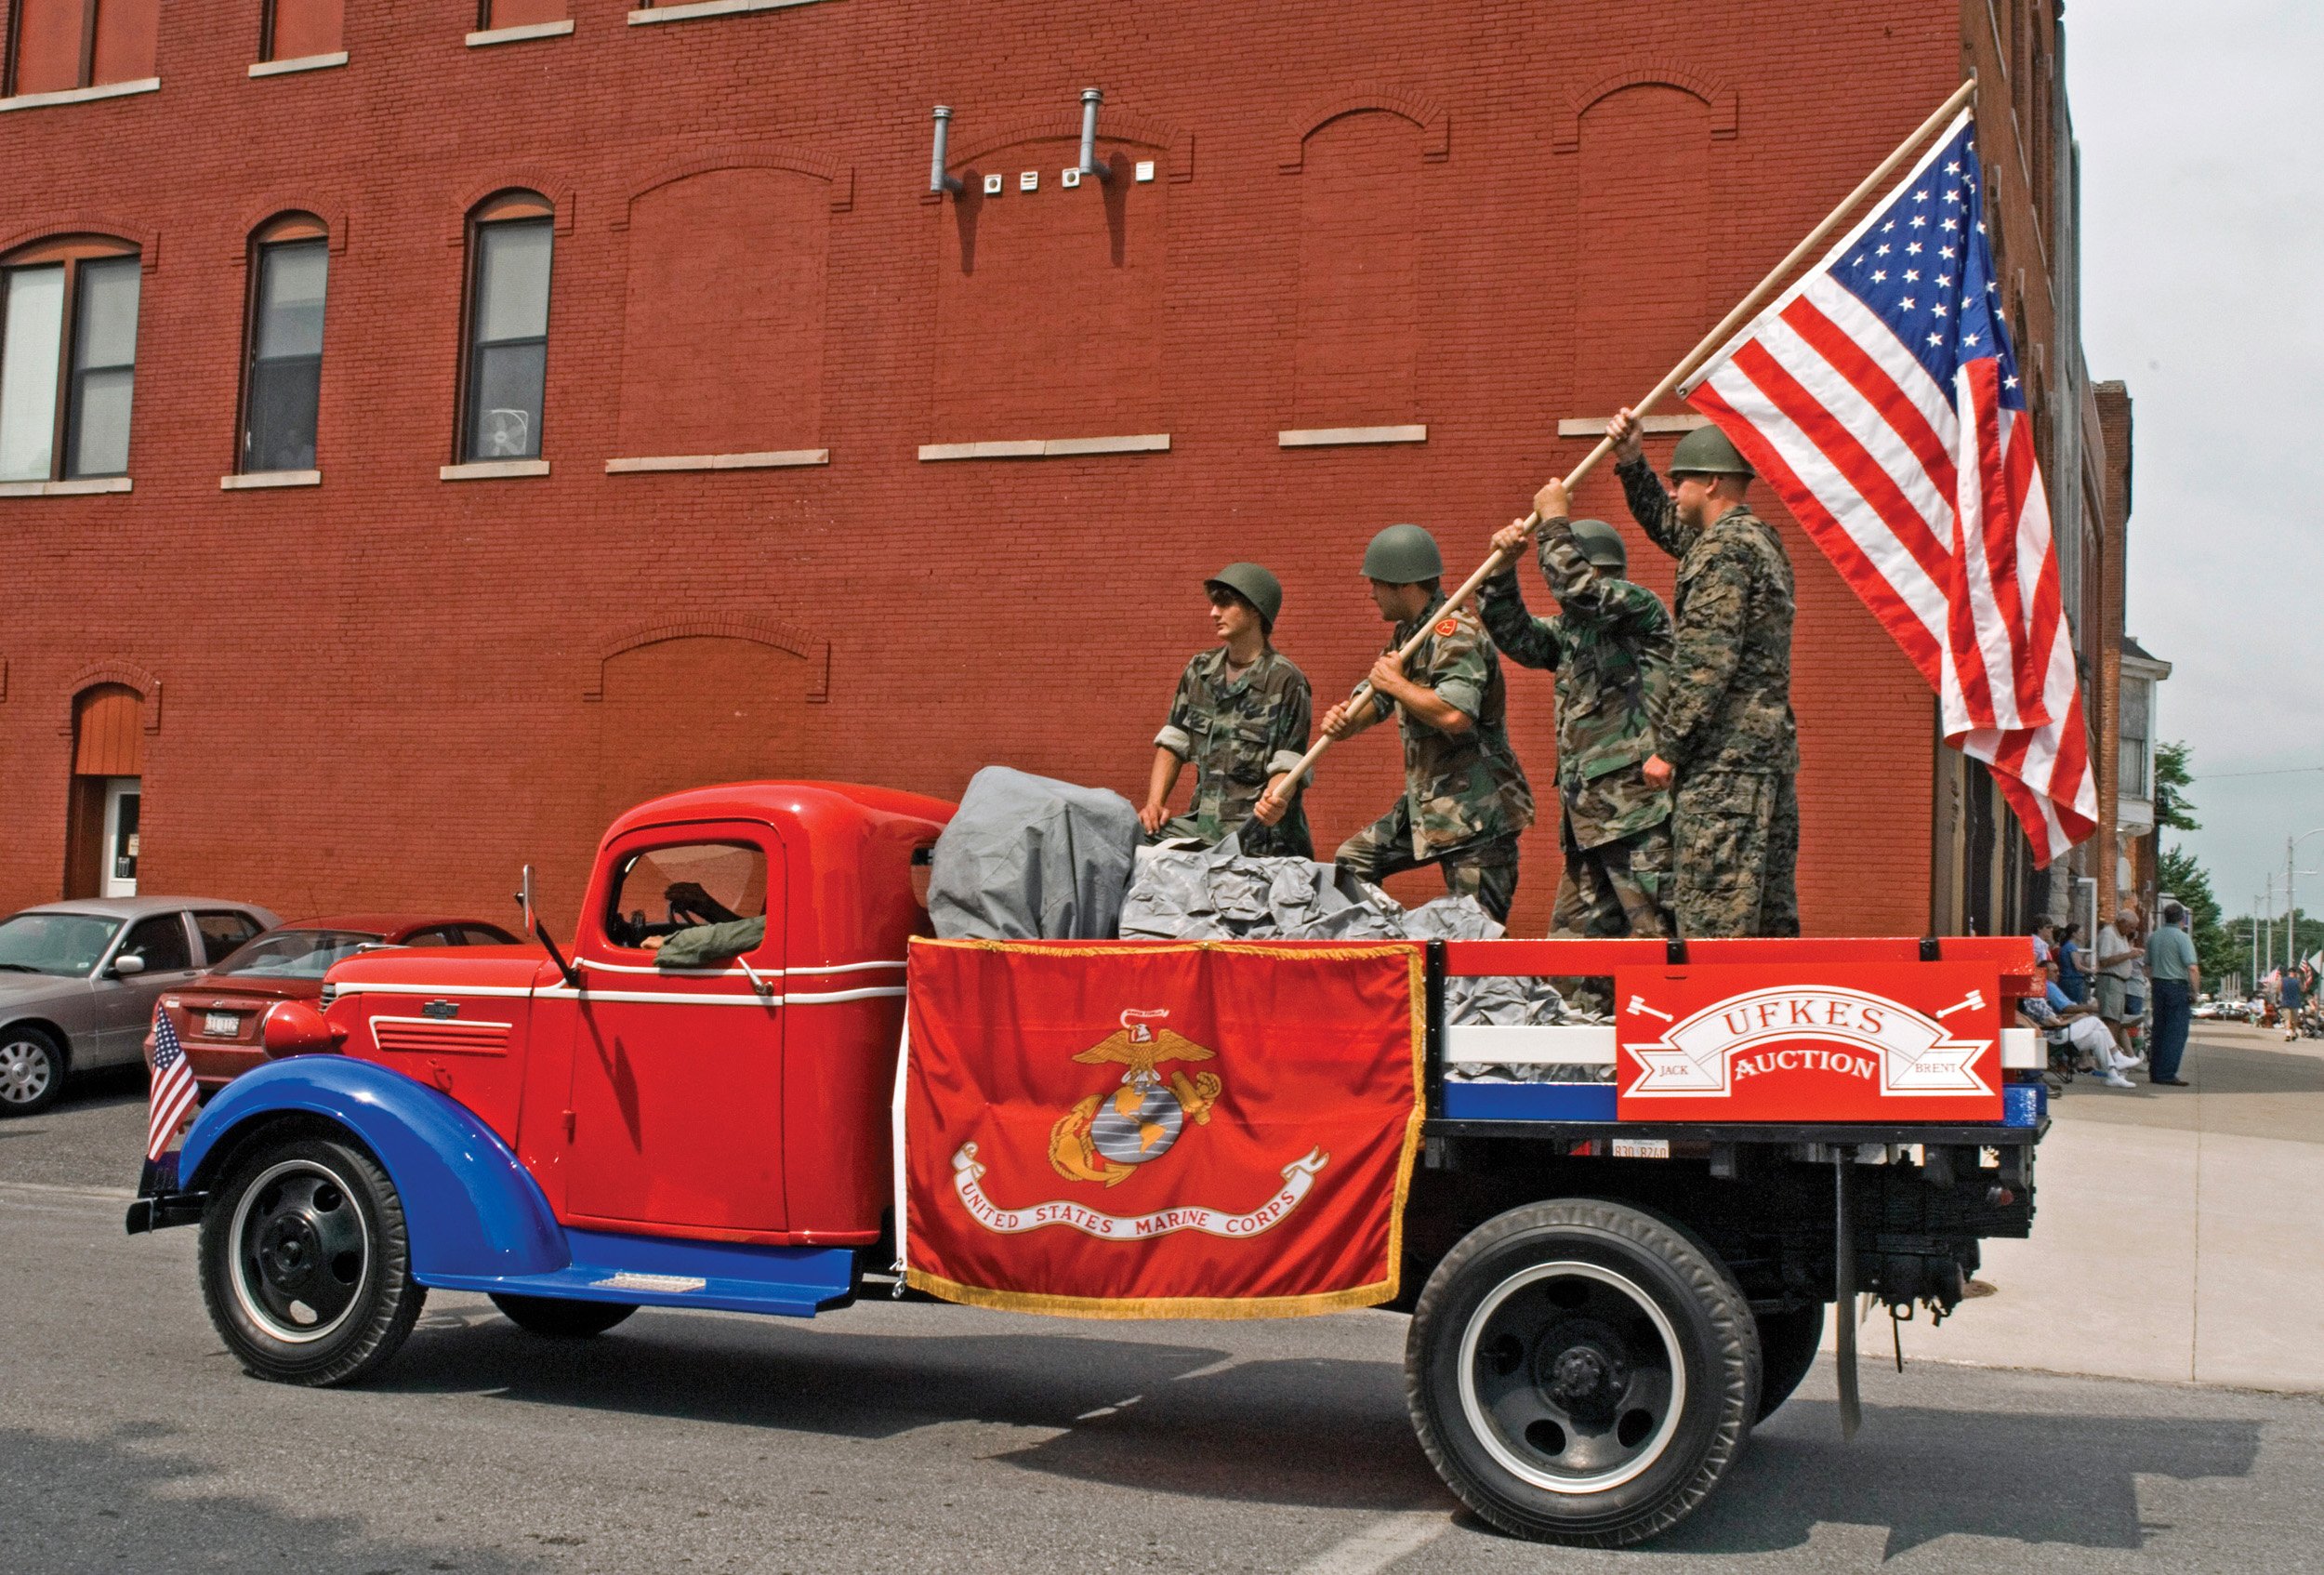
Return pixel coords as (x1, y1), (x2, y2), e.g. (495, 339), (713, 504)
(203, 1012), (241, 1039)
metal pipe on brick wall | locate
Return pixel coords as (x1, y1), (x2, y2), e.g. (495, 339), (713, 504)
(930, 106), (964, 195)
(1077, 87), (1112, 180)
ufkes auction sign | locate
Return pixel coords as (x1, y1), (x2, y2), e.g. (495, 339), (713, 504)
(1615, 962), (2004, 1122)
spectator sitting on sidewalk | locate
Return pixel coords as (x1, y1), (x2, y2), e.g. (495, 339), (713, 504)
(2146, 902), (2199, 1087)
(2021, 955), (2138, 1089)
(2094, 906), (2144, 1061)
(2280, 963), (2306, 1043)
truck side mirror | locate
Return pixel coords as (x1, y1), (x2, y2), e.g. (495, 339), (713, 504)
(514, 861), (579, 988)
(111, 954), (146, 978)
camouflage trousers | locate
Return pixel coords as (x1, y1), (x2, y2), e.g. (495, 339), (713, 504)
(1335, 807), (1521, 923)
(1671, 769), (1800, 939)
(1551, 814), (1675, 940)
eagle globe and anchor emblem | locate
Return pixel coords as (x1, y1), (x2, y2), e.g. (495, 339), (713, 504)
(1049, 1010), (1223, 1186)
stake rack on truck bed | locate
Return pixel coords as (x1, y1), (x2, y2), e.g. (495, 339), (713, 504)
(126, 781), (2047, 1548)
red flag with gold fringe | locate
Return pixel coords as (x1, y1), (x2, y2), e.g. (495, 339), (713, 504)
(901, 938), (1423, 1318)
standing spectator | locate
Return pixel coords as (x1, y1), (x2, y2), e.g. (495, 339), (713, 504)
(2285, 963), (2313, 1042)
(2094, 907), (2143, 1060)
(2055, 922), (2088, 1002)
(2146, 903), (2200, 1087)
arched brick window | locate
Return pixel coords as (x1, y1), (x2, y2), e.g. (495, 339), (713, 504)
(6, 0), (156, 97)
(0, 234), (141, 483)
(1286, 108), (1437, 433)
(1572, 86), (1711, 413)
(240, 214), (330, 474)
(458, 191), (555, 462)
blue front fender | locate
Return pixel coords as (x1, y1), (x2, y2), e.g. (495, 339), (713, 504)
(180, 1058), (568, 1282)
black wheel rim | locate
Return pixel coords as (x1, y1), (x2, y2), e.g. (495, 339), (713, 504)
(1458, 1261), (1686, 1492)
(0, 1038), (53, 1106)
(229, 1159), (371, 1343)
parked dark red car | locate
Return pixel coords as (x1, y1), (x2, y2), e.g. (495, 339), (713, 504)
(150, 916), (518, 1091)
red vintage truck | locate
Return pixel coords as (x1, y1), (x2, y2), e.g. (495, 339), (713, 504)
(129, 781), (2046, 1547)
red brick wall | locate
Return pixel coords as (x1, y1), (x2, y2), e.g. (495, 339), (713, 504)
(0, 0), (1962, 935)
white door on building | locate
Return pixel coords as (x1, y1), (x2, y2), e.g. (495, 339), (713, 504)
(100, 778), (140, 898)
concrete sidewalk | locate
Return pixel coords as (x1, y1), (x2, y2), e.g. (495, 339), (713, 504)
(1857, 1023), (2324, 1393)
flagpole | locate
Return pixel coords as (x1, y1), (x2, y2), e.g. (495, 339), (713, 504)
(1268, 73), (1979, 805)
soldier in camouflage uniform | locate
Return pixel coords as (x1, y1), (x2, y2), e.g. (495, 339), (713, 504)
(1610, 413), (1799, 938)
(1141, 562), (1314, 858)
(1321, 524), (1535, 922)
(1475, 477), (1675, 940)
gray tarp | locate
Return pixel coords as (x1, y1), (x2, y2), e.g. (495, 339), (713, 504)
(928, 768), (1142, 940)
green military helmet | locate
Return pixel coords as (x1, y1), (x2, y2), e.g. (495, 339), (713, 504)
(1361, 523), (1444, 585)
(1204, 562), (1283, 629)
(1670, 424), (1754, 477)
(1565, 518), (1627, 574)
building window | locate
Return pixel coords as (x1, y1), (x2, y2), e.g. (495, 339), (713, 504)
(261, 0), (345, 61)
(241, 217), (329, 473)
(459, 192), (553, 462)
(6, 0), (158, 97)
(479, 0), (567, 30)
(2119, 674), (2151, 801)
(0, 238), (140, 483)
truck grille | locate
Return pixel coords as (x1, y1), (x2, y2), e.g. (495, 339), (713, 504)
(370, 1018), (511, 1056)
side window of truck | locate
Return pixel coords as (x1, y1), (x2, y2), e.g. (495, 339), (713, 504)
(602, 841), (768, 951)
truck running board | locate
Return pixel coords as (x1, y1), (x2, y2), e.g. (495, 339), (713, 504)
(418, 1228), (857, 1318)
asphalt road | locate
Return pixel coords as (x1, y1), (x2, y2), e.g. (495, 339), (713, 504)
(6, 1084), (2322, 1574)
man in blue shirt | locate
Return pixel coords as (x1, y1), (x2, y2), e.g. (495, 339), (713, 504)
(2279, 964), (2306, 1043)
(2146, 904), (2200, 1086)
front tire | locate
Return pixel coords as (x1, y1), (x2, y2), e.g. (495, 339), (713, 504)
(0, 1026), (65, 1116)
(1406, 1199), (1759, 1547)
(491, 1293), (637, 1338)
(199, 1134), (425, 1385)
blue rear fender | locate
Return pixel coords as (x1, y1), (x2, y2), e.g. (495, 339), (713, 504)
(180, 1057), (569, 1282)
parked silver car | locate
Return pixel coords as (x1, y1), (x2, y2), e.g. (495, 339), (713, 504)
(0, 898), (278, 1116)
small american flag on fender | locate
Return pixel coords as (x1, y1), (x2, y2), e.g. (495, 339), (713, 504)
(146, 1005), (198, 1163)
(1682, 108), (2096, 866)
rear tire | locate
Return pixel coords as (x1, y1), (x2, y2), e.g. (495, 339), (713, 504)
(491, 1293), (637, 1338)
(1406, 1198), (1759, 1547)
(0, 1026), (65, 1116)
(1751, 1302), (1826, 1423)
(199, 1134), (425, 1386)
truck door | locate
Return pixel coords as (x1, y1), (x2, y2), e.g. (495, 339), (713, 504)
(563, 825), (786, 1234)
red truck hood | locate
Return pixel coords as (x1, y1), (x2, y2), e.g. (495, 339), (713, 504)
(324, 945), (558, 998)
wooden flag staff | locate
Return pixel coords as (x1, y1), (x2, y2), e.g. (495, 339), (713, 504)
(1268, 73), (1978, 808)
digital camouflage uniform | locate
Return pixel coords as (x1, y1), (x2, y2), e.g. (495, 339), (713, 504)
(1477, 518), (1676, 940)
(1333, 596), (1535, 921)
(1152, 646), (1314, 858)
(1620, 456), (1800, 938)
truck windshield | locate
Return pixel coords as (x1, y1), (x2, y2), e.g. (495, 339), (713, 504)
(0, 913), (122, 976)
(214, 930), (385, 980)
(604, 841), (767, 949)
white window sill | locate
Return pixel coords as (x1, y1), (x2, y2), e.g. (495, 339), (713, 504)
(1556, 414), (1709, 438)
(249, 51), (347, 78)
(1278, 425), (1427, 448)
(918, 434), (1169, 462)
(0, 76), (160, 113)
(221, 470), (322, 490)
(467, 20), (574, 46)
(441, 459), (549, 481)
(0, 476), (132, 497)
(605, 449), (828, 473)
(628, 0), (830, 26)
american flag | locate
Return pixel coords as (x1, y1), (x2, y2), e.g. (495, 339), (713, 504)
(1683, 109), (2097, 865)
(146, 1005), (198, 1163)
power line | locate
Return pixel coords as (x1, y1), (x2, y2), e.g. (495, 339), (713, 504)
(2191, 765), (2324, 781)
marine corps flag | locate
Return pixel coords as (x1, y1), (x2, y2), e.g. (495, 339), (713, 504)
(899, 939), (1423, 1317)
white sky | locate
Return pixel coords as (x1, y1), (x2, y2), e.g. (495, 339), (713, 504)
(2067, 2), (2324, 921)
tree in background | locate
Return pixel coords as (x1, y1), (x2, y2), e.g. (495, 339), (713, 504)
(2155, 740), (2199, 832)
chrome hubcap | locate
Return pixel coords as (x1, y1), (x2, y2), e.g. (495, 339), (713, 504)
(0, 1039), (54, 1105)
(1458, 1261), (1687, 1493)
(230, 1159), (370, 1343)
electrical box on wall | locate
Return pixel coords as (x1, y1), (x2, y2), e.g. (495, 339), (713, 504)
(1061, 167), (1081, 189)
(1019, 170), (1038, 192)
(983, 173), (1004, 196)
(1135, 161), (1155, 182)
